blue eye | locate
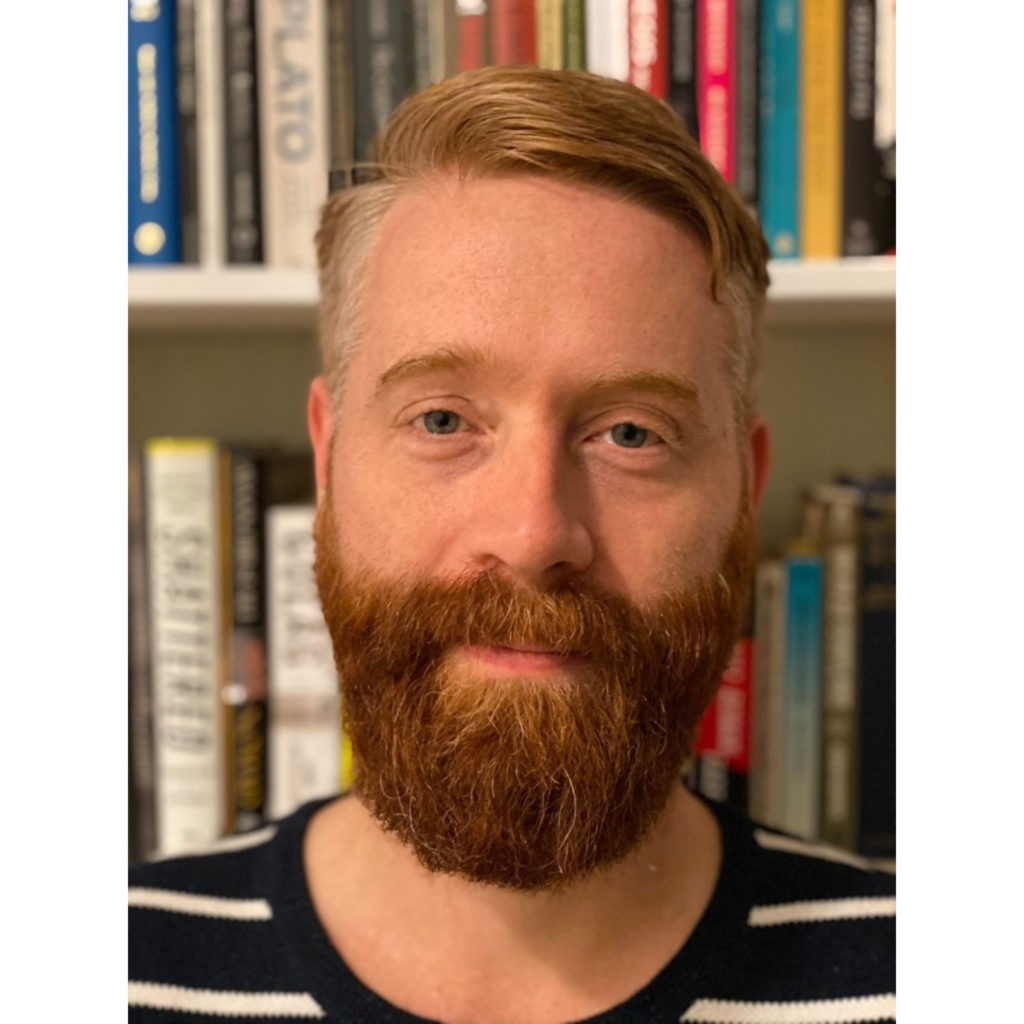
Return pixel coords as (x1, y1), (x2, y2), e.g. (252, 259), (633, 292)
(420, 409), (462, 434)
(608, 422), (652, 448)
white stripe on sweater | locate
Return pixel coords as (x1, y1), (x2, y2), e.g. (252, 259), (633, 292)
(128, 982), (324, 1018)
(753, 830), (895, 874)
(680, 993), (896, 1023)
(128, 887), (273, 921)
(748, 896), (896, 927)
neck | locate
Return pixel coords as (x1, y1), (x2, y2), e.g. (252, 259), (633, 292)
(304, 781), (722, 1023)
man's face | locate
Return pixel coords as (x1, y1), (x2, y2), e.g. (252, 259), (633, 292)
(309, 175), (768, 889)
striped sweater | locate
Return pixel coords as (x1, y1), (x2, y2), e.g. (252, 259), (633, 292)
(129, 795), (895, 1023)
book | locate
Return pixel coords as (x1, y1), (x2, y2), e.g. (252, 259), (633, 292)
(266, 504), (342, 819)
(177, 0), (201, 262)
(840, 474), (895, 858)
(489, 0), (536, 65)
(325, 0), (356, 172)
(734, 0), (758, 206)
(758, 0), (800, 258)
(696, 0), (736, 184)
(803, 483), (863, 850)
(256, 0), (329, 267)
(668, 0), (699, 136)
(223, 0), (264, 263)
(873, 0), (895, 254)
(780, 542), (823, 840)
(749, 557), (786, 828)
(144, 439), (230, 855)
(799, 0), (843, 258)
(536, 0), (565, 69)
(585, 0), (629, 80)
(693, 637), (753, 812)
(628, 0), (669, 99)
(428, 0), (460, 81)
(195, 0), (228, 264)
(129, 0), (183, 263)
(129, 451), (158, 863)
(456, 0), (490, 69)
(352, 0), (419, 162)
(563, 0), (586, 69)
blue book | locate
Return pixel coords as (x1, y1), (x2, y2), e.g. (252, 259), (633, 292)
(128, 0), (182, 263)
(758, 0), (800, 259)
(781, 547), (823, 840)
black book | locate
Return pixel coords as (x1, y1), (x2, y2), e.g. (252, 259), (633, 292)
(351, 0), (419, 162)
(735, 0), (759, 208)
(668, 0), (698, 137)
(177, 0), (200, 263)
(222, 0), (263, 263)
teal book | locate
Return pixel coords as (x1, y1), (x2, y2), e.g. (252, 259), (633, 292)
(758, 0), (800, 259)
(781, 546), (823, 840)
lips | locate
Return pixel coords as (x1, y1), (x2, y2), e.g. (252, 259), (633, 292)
(458, 643), (584, 675)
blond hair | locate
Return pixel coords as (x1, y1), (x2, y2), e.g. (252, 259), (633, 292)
(315, 66), (770, 420)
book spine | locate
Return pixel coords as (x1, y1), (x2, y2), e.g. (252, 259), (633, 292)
(256, 0), (329, 266)
(855, 482), (895, 857)
(536, 0), (565, 69)
(694, 637), (753, 812)
(668, 0), (698, 136)
(129, 0), (183, 263)
(805, 486), (863, 850)
(781, 550), (823, 840)
(873, 0), (895, 253)
(129, 451), (158, 862)
(412, 0), (434, 89)
(839, 0), (878, 255)
(696, 0), (737, 183)
(585, 0), (629, 80)
(430, 0), (460, 81)
(351, 0), (419, 162)
(749, 558), (786, 828)
(456, 0), (490, 69)
(266, 505), (341, 818)
(144, 439), (227, 855)
(628, 0), (669, 99)
(223, 0), (264, 263)
(563, 0), (586, 69)
(489, 0), (536, 64)
(758, 0), (799, 258)
(195, 0), (227, 265)
(734, 0), (758, 206)
(177, 0), (201, 262)
(799, 0), (842, 257)
(325, 0), (355, 169)
(225, 451), (271, 833)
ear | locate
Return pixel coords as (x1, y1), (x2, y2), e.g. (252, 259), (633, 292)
(307, 375), (334, 502)
(744, 414), (772, 518)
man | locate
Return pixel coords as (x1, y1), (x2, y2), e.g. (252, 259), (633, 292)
(129, 67), (895, 1023)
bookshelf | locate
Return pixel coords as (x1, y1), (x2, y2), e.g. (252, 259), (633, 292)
(128, 256), (896, 552)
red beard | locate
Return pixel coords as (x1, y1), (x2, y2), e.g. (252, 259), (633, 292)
(313, 507), (754, 891)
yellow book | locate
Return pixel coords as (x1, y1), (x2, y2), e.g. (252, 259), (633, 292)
(800, 0), (843, 258)
(536, 0), (564, 69)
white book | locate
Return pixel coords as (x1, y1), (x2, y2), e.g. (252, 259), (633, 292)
(194, 0), (227, 265)
(266, 504), (341, 818)
(145, 439), (226, 855)
(256, 0), (330, 267)
(874, 0), (895, 151)
(585, 0), (629, 80)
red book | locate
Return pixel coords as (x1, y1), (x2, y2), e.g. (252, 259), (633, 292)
(456, 1), (490, 71)
(490, 0), (536, 65)
(628, 0), (670, 99)
(695, 637), (752, 775)
(696, 0), (737, 183)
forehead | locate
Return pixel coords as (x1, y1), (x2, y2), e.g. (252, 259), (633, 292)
(350, 174), (731, 399)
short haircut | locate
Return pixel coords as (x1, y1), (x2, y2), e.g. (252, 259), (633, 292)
(315, 65), (770, 421)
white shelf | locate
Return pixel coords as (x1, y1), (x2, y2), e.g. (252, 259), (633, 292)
(128, 257), (895, 330)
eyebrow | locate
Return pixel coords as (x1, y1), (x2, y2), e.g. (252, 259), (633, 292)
(373, 348), (701, 411)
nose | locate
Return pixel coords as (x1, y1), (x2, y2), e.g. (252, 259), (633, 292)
(464, 429), (595, 588)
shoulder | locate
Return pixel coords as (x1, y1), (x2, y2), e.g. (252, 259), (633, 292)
(129, 806), (328, 1022)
